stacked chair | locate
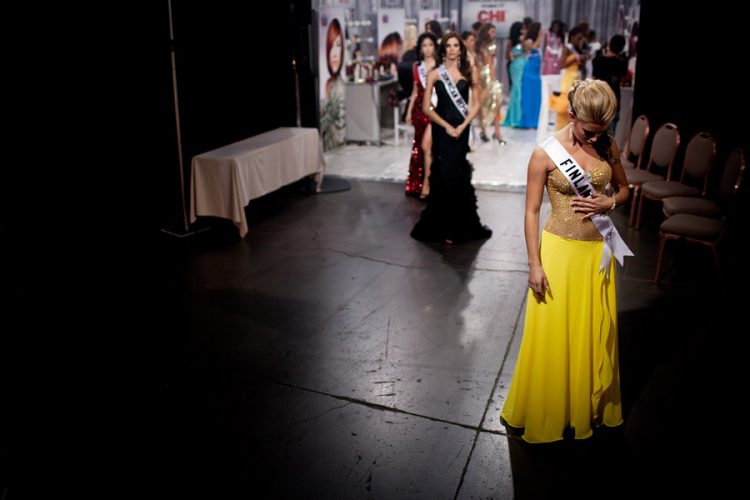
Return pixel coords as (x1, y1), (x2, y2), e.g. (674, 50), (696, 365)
(653, 148), (746, 283)
(635, 131), (716, 230)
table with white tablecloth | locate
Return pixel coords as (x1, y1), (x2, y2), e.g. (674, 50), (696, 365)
(190, 127), (325, 237)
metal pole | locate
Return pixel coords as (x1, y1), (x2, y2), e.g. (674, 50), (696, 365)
(293, 57), (302, 127)
(168, 0), (189, 233)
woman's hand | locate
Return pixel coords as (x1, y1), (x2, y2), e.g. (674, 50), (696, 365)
(406, 112), (412, 125)
(447, 125), (460, 138)
(571, 191), (614, 220)
(528, 264), (550, 299)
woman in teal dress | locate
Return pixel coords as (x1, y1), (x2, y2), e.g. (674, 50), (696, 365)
(520, 22), (543, 128)
(503, 22), (526, 128)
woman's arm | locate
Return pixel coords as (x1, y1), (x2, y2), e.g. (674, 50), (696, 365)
(456, 66), (481, 137)
(525, 147), (552, 297)
(608, 140), (630, 207)
(405, 78), (418, 125)
(570, 140), (630, 219)
(423, 71), (457, 135)
(532, 29), (544, 50)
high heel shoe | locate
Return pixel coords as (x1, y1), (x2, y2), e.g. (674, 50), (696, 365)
(495, 136), (507, 146)
(419, 184), (430, 200)
(479, 131), (490, 143)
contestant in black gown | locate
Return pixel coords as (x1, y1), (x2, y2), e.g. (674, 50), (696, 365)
(411, 32), (492, 244)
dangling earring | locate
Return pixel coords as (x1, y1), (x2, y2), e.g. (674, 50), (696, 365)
(568, 124), (574, 144)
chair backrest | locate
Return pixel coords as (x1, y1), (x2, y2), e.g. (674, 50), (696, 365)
(646, 122), (680, 178)
(680, 131), (716, 195)
(718, 147), (746, 199)
(627, 114), (650, 169)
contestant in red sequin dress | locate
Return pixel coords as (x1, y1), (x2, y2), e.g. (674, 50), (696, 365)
(405, 33), (438, 198)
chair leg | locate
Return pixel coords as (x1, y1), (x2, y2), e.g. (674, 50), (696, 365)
(654, 231), (667, 283)
(628, 187), (639, 226)
(635, 194), (646, 230)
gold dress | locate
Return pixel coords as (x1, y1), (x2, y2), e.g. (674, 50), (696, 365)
(501, 159), (623, 443)
(479, 43), (503, 129)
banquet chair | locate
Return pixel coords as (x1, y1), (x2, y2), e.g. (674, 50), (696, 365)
(625, 122), (680, 226)
(636, 131), (716, 229)
(653, 213), (725, 284)
(662, 147), (745, 219)
(621, 114), (650, 170)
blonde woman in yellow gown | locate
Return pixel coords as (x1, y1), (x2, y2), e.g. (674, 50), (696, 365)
(549, 26), (588, 130)
(501, 79), (629, 443)
(475, 23), (506, 144)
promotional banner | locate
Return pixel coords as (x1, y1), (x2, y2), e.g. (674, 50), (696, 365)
(318, 7), (347, 101)
(377, 8), (406, 56)
(460, 0), (526, 38)
(418, 9), (441, 34)
(318, 7), (347, 150)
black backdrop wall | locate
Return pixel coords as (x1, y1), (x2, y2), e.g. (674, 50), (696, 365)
(159, 0), (316, 228)
(633, 1), (748, 169)
(5, 3), (319, 485)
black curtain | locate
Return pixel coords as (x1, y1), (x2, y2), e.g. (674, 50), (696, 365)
(633, 1), (748, 167)
(165, 1), (311, 227)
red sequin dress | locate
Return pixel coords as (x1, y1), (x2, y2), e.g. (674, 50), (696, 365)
(405, 63), (432, 196)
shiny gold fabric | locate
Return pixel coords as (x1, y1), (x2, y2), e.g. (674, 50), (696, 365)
(478, 42), (503, 129)
(543, 160), (612, 241)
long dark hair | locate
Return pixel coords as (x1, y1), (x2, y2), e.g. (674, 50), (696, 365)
(526, 22), (541, 43)
(507, 22), (523, 46)
(475, 22), (495, 54)
(438, 32), (471, 84)
(426, 20), (443, 39)
(416, 32), (438, 62)
(549, 19), (563, 38)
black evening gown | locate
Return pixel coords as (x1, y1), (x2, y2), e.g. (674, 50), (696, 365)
(411, 78), (492, 244)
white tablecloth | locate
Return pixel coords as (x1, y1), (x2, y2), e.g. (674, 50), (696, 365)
(190, 127), (325, 237)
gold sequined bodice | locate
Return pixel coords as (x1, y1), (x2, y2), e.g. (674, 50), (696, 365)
(544, 160), (612, 241)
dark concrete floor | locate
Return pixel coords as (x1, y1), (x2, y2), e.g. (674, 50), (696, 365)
(6, 178), (741, 498)
(134, 179), (743, 499)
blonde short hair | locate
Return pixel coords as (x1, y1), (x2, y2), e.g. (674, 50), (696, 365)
(568, 79), (617, 125)
(404, 24), (418, 51)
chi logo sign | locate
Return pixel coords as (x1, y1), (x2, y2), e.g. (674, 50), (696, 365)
(478, 10), (505, 23)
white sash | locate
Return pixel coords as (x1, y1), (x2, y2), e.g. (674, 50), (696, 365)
(418, 62), (428, 88)
(418, 62), (438, 107)
(541, 136), (634, 276)
(436, 65), (469, 118)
